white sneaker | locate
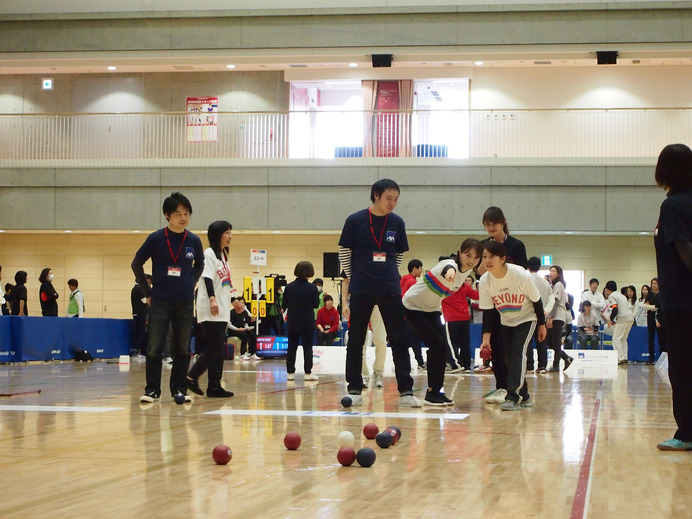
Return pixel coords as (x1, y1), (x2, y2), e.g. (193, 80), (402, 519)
(163, 356), (173, 364)
(305, 373), (319, 381)
(374, 374), (384, 388)
(250, 354), (261, 361)
(242, 353), (251, 360)
(362, 375), (370, 388)
(234, 355), (240, 361)
(484, 388), (508, 404)
(399, 394), (422, 408)
(287, 373), (295, 381)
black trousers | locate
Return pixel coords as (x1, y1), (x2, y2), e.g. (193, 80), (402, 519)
(286, 327), (314, 374)
(317, 330), (337, 346)
(404, 319), (426, 366)
(502, 320), (536, 403)
(527, 328), (549, 370)
(489, 309), (508, 390)
(445, 320), (471, 370)
(346, 293), (413, 395)
(132, 313), (148, 355)
(663, 310), (692, 441)
(548, 319), (570, 369)
(648, 314), (667, 358)
(228, 329), (257, 355)
(188, 321), (227, 388)
(405, 309), (447, 393)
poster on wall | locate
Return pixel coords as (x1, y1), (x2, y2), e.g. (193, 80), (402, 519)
(376, 81), (399, 157)
(186, 96), (218, 142)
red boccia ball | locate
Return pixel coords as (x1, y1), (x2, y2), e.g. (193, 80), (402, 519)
(212, 444), (233, 465)
(337, 446), (357, 466)
(384, 427), (399, 444)
(363, 423), (379, 439)
(284, 432), (302, 450)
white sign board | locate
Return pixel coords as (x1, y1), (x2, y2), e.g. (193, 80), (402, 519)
(250, 249), (267, 266)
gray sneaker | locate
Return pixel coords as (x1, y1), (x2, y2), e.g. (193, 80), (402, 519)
(500, 400), (521, 411)
(342, 394), (363, 406)
(484, 388), (507, 404)
(374, 374), (384, 388)
(520, 398), (533, 408)
(362, 375), (370, 388)
(399, 394), (422, 408)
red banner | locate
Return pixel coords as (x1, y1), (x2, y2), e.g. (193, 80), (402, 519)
(376, 81), (399, 157)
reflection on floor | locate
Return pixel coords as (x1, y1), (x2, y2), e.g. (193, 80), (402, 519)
(0, 357), (688, 519)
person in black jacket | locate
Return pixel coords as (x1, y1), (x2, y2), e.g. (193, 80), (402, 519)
(228, 297), (258, 360)
(131, 274), (152, 356)
(38, 268), (59, 316)
(10, 271), (28, 316)
(282, 261), (320, 381)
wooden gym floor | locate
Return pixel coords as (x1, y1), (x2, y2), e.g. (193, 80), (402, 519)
(0, 356), (690, 519)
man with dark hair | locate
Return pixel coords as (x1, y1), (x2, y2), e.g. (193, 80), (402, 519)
(132, 192), (204, 404)
(526, 257), (554, 372)
(228, 296), (259, 360)
(339, 178), (420, 407)
(66, 278), (84, 318)
(400, 258), (426, 370)
(581, 277), (606, 320)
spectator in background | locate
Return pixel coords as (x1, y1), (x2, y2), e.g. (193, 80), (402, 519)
(581, 278), (606, 323)
(316, 294), (340, 346)
(66, 279), (84, 318)
(400, 259), (427, 371)
(2, 283), (12, 315)
(131, 275), (152, 356)
(604, 280), (634, 365)
(282, 261), (320, 380)
(0, 266), (5, 315)
(312, 278), (325, 319)
(527, 257), (555, 372)
(646, 278), (667, 358)
(10, 271), (28, 316)
(228, 297), (259, 360)
(635, 284), (651, 327)
(577, 301), (601, 349)
(441, 268), (479, 373)
(546, 265), (574, 372)
(38, 268), (59, 316)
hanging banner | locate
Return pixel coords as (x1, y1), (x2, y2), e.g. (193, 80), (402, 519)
(376, 81), (400, 157)
(186, 96), (218, 142)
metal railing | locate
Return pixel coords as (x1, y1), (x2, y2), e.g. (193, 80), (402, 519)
(0, 108), (689, 165)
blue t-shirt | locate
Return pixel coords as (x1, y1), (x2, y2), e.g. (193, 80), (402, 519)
(655, 190), (692, 313)
(133, 228), (204, 304)
(339, 208), (409, 296)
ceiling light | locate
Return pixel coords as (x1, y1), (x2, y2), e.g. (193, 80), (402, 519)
(474, 61), (484, 66)
(226, 64), (237, 69)
(63, 230), (74, 233)
(348, 63), (359, 68)
(106, 66), (117, 71)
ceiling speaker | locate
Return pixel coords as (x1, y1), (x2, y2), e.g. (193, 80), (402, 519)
(371, 54), (393, 68)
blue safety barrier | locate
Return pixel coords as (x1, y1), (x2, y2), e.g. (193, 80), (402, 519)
(1, 316), (132, 361)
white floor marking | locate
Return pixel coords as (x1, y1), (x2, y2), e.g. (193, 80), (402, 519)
(205, 409), (469, 420)
(0, 405), (122, 413)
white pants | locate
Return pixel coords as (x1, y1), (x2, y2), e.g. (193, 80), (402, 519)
(612, 320), (633, 361)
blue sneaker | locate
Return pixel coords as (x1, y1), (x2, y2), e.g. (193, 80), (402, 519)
(657, 438), (692, 451)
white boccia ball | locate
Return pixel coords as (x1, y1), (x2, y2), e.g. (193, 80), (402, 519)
(337, 430), (355, 448)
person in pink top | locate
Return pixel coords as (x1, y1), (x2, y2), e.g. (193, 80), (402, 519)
(316, 294), (340, 345)
(442, 273), (479, 372)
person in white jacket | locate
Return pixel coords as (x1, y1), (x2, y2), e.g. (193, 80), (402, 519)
(581, 278), (606, 324)
(527, 257), (555, 372)
(604, 280), (634, 364)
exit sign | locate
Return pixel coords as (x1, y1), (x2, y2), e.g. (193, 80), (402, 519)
(541, 254), (552, 266)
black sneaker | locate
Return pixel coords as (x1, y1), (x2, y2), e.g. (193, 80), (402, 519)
(139, 390), (160, 403)
(424, 390), (448, 406)
(563, 356), (574, 371)
(186, 377), (204, 396)
(440, 393), (454, 406)
(207, 387), (234, 398)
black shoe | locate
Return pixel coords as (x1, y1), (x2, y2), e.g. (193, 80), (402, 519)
(139, 389), (160, 403)
(424, 390), (449, 406)
(186, 377), (204, 396)
(563, 356), (574, 371)
(207, 387), (234, 398)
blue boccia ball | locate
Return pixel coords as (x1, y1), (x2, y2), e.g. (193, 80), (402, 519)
(375, 431), (393, 449)
(356, 447), (376, 467)
(341, 396), (352, 408)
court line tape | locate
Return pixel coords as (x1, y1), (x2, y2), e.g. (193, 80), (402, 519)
(0, 405), (122, 413)
(571, 389), (602, 519)
(205, 409), (469, 420)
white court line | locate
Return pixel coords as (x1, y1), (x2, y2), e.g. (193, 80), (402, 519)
(205, 409), (469, 420)
(0, 405), (122, 413)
